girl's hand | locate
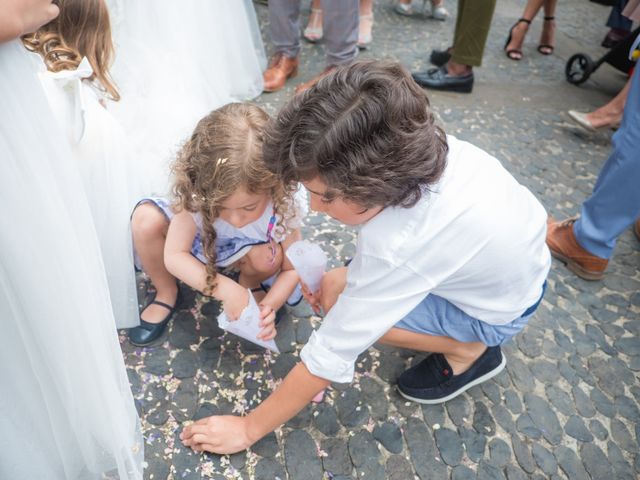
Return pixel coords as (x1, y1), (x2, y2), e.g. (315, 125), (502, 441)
(180, 415), (252, 455)
(257, 303), (277, 341)
(301, 283), (322, 314)
(223, 284), (250, 320)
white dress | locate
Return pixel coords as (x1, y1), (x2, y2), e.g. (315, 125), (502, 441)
(0, 41), (143, 479)
(36, 57), (141, 329)
(107, 0), (268, 196)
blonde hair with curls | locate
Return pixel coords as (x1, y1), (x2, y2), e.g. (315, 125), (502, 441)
(22, 0), (120, 101)
(172, 103), (297, 295)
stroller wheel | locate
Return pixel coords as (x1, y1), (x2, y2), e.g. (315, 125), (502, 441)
(565, 53), (595, 85)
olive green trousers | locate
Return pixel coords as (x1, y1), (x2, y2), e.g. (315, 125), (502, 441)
(451, 0), (497, 67)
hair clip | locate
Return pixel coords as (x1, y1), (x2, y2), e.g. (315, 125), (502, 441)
(216, 157), (228, 166)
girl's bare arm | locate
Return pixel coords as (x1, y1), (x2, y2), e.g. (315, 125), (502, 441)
(260, 229), (302, 311)
(164, 211), (248, 318)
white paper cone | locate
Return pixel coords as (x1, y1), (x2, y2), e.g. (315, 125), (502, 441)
(285, 240), (328, 293)
(217, 290), (279, 353)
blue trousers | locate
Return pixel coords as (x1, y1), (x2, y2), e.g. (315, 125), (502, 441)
(607, 0), (632, 31)
(574, 66), (640, 259)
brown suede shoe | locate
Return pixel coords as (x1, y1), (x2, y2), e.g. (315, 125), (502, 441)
(546, 217), (608, 280)
(263, 53), (299, 93)
(634, 218), (640, 242)
(294, 65), (337, 95)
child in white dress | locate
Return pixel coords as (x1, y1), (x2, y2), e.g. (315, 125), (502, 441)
(106, 0), (267, 196)
(127, 103), (306, 346)
(23, 0), (140, 329)
(1, 2), (141, 476)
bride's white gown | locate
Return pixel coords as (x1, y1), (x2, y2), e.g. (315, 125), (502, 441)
(107, 0), (267, 196)
(0, 41), (142, 479)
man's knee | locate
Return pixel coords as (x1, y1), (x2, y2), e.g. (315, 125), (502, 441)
(320, 267), (348, 313)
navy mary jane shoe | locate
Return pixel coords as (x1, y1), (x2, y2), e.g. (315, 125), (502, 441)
(128, 291), (182, 346)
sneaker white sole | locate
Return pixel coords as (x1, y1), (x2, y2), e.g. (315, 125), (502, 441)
(397, 353), (507, 404)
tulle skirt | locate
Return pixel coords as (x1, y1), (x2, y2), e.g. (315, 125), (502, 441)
(0, 41), (143, 479)
(107, 0), (267, 196)
(37, 60), (142, 329)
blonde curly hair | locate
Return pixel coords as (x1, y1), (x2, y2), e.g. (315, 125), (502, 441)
(22, 0), (120, 101)
(172, 103), (297, 295)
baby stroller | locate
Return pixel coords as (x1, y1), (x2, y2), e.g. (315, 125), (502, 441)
(565, 26), (639, 85)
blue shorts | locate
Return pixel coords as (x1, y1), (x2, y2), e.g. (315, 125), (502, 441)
(395, 284), (546, 346)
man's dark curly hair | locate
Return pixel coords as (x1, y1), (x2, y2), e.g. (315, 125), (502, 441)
(263, 60), (448, 209)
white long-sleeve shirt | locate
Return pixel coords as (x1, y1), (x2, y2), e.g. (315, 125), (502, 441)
(300, 136), (551, 383)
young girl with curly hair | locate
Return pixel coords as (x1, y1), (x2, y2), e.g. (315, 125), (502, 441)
(22, 0), (141, 329)
(127, 103), (306, 346)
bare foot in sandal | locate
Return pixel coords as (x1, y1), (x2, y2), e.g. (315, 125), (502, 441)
(504, 18), (530, 61)
(538, 16), (555, 55)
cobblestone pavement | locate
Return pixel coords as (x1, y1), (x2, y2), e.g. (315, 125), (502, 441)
(121, 1), (640, 478)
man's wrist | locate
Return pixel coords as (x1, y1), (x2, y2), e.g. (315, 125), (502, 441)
(244, 412), (264, 447)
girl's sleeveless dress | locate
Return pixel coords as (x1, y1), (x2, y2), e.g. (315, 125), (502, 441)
(0, 40), (142, 479)
(36, 56), (141, 329)
(136, 189), (308, 305)
(106, 0), (268, 196)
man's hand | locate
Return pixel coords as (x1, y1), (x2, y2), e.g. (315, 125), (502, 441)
(301, 282), (322, 314)
(257, 303), (277, 341)
(180, 415), (253, 455)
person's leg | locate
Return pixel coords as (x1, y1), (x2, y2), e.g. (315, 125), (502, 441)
(584, 75), (630, 129)
(319, 266), (348, 313)
(573, 67), (640, 259)
(504, 0), (544, 60)
(236, 243), (283, 303)
(131, 204), (178, 323)
(607, 0), (633, 30)
(357, 0), (374, 48)
(537, 0), (557, 54)
(359, 0), (372, 15)
(320, 267), (495, 374)
(265, 0), (302, 92)
(452, 0), (465, 47)
(269, 0), (302, 58)
(322, 0), (358, 67)
(379, 328), (487, 374)
(304, 0), (323, 43)
(605, 0), (633, 46)
(449, 0), (497, 70)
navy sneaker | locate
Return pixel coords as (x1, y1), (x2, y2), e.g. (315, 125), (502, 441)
(397, 346), (506, 404)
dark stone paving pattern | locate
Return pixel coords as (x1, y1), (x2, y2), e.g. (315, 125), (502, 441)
(119, 0), (640, 478)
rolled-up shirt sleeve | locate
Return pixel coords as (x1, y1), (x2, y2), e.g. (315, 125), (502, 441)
(300, 253), (434, 383)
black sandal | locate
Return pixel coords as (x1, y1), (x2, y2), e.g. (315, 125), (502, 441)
(504, 18), (531, 61)
(537, 16), (555, 55)
(128, 290), (181, 346)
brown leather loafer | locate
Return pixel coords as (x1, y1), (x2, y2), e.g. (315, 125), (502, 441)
(294, 65), (337, 95)
(263, 53), (299, 93)
(546, 217), (608, 280)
